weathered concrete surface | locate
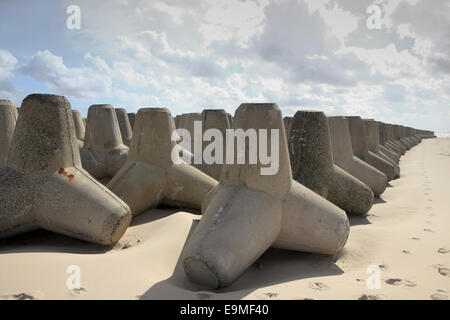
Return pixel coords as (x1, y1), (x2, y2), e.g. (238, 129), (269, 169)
(81, 104), (129, 181)
(283, 116), (293, 139)
(348, 117), (399, 181)
(377, 121), (401, 163)
(386, 124), (407, 154)
(183, 104), (350, 289)
(72, 110), (86, 142)
(127, 113), (136, 131)
(107, 108), (217, 217)
(177, 113), (202, 146)
(115, 108), (133, 146)
(0, 100), (18, 167)
(328, 116), (387, 197)
(194, 109), (231, 180)
(288, 111), (373, 215)
(365, 120), (400, 179)
(0, 94), (131, 245)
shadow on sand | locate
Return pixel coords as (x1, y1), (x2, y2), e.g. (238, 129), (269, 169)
(0, 206), (196, 255)
(138, 220), (344, 300)
(348, 215), (372, 226)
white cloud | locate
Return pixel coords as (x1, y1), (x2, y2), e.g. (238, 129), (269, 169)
(2, 0), (449, 131)
(0, 49), (17, 80)
(18, 50), (112, 99)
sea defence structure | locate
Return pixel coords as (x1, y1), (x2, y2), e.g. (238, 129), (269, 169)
(396, 125), (419, 150)
(283, 116), (293, 138)
(227, 113), (233, 128)
(288, 111), (373, 215)
(80, 104), (129, 182)
(107, 108), (217, 217)
(182, 104), (350, 289)
(128, 113), (136, 130)
(406, 127), (421, 145)
(346, 116), (398, 181)
(0, 94), (131, 245)
(194, 109), (231, 180)
(364, 119), (400, 179)
(385, 124), (407, 154)
(377, 122), (401, 163)
(72, 110), (86, 142)
(0, 100), (18, 168)
(177, 113), (202, 149)
(115, 108), (133, 146)
(328, 116), (387, 197)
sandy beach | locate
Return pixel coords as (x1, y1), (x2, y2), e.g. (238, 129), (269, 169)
(0, 138), (449, 300)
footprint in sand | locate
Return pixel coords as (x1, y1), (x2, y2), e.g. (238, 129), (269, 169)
(114, 235), (141, 250)
(434, 264), (450, 277)
(70, 287), (87, 295)
(263, 292), (279, 298)
(379, 264), (389, 270)
(438, 248), (449, 254)
(385, 278), (402, 286)
(385, 278), (417, 287)
(424, 229), (433, 232)
(431, 290), (448, 300)
(402, 249), (412, 255)
(358, 294), (382, 300)
(197, 291), (213, 300)
(0, 292), (37, 300)
(410, 237), (420, 241)
(309, 281), (329, 291)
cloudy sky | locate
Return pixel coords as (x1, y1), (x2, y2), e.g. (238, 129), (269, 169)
(0, 0), (449, 133)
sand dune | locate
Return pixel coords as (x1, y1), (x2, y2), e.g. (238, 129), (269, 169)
(0, 138), (449, 300)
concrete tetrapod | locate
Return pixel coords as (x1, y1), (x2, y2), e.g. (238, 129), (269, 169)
(182, 104), (350, 289)
(288, 111), (373, 215)
(178, 113), (202, 148)
(107, 108), (217, 217)
(346, 116), (396, 182)
(80, 105), (129, 181)
(283, 116), (293, 138)
(385, 124), (406, 154)
(377, 122), (401, 163)
(397, 125), (415, 150)
(72, 110), (86, 141)
(226, 113), (233, 128)
(127, 113), (136, 130)
(115, 108), (133, 146)
(328, 116), (387, 197)
(364, 119), (400, 180)
(0, 100), (18, 168)
(402, 126), (416, 148)
(0, 94), (132, 244)
(406, 127), (421, 145)
(194, 109), (231, 180)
